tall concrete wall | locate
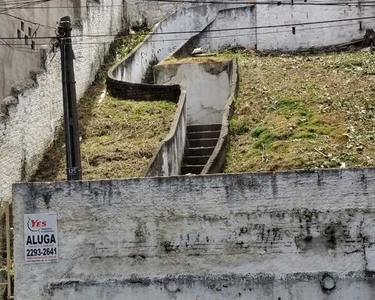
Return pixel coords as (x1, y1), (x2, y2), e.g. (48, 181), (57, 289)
(190, 6), (257, 52)
(175, 2), (375, 55)
(154, 60), (231, 125)
(256, 0), (375, 51)
(0, 0), (124, 205)
(0, 0), (89, 100)
(13, 168), (375, 299)
(126, 0), (192, 28)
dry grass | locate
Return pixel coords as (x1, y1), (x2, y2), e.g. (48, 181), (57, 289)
(223, 50), (375, 172)
(33, 32), (176, 182)
(33, 89), (175, 181)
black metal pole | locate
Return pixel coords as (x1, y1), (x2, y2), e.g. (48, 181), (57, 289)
(58, 16), (82, 180)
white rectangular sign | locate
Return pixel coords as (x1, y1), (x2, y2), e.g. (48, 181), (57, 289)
(24, 213), (58, 263)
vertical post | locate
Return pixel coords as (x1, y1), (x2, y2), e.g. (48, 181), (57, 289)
(58, 16), (82, 180)
(6, 202), (11, 300)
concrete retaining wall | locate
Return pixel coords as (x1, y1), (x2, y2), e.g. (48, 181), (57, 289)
(0, 0), (124, 205)
(174, 2), (375, 55)
(154, 59), (231, 125)
(146, 90), (187, 176)
(202, 59), (238, 174)
(126, 0), (193, 28)
(256, 1), (375, 52)
(177, 5), (256, 54)
(12, 168), (375, 299)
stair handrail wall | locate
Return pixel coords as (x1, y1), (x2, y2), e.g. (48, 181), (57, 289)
(202, 59), (238, 174)
(146, 90), (187, 177)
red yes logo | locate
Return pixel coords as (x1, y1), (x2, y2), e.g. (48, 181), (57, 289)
(30, 220), (47, 228)
(27, 218), (47, 232)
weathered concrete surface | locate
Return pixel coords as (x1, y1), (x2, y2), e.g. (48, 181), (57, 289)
(256, 1), (375, 51)
(109, 3), (243, 85)
(146, 90), (187, 176)
(0, 0), (77, 99)
(13, 168), (375, 299)
(184, 6), (256, 53)
(154, 59), (231, 125)
(202, 59), (237, 174)
(174, 2), (375, 55)
(126, 0), (193, 28)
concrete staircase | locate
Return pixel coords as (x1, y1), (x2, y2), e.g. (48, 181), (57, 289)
(181, 124), (222, 175)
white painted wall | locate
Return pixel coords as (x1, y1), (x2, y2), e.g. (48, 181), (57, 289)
(126, 0), (193, 28)
(13, 168), (375, 299)
(174, 2), (375, 55)
(154, 61), (231, 125)
(0, 0), (123, 205)
(256, 0), (375, 51)
(194, 6), (257, 51)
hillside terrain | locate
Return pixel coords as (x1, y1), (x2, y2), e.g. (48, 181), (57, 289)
(33, 88), (175, 181)
(224, 50), (375, 172)
(33, 33), (176, 182)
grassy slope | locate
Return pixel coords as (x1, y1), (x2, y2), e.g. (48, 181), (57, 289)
(224, 50), (375, 172)
(33, 93), (175, 182)
(33, 32), (176, 182)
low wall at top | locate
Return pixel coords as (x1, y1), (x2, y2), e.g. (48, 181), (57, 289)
(13, 168), (375, 299)
(154, 59), (231, 125)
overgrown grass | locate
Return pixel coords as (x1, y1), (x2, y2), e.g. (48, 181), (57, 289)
(33, 95), (175, 181)
(33, 30), (176, 181)
(223, 50), (375, 172)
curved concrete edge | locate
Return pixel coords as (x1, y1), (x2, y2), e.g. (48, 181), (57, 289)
(146, 90), (187, 177)
(106, 77), (181, 101)
(202, 59), (238, 175)
(106, 16), (166, 81)
(106, 20), (176, 100)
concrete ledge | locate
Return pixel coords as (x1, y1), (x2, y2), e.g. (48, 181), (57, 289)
(146, 90), (187, 176)
(202, 59), (238, 174)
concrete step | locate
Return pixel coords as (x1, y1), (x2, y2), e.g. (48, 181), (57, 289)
(185, 147), (215, 156)
(181, 165), (205, 175)
(183, 155), (211, 165)
(187, 124), (222, 133)
(187, 130), (221, 139)
(188, 138), (218, 148)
